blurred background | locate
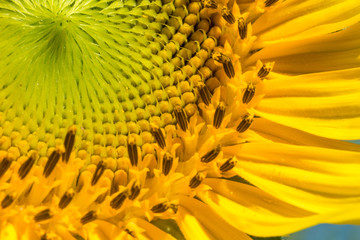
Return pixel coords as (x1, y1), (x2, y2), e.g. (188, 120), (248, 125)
(288, 224), (360, 240)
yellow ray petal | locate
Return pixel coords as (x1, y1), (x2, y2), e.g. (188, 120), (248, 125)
(263, 68), (360, 98)
(198, 179), (360, 237)
(254, 95), (360, 140)
(252, 118), (360, 152)
(135, 218), (176, 240)
(253, 67), (360, 139)
(253, 0), (360, 43)
(177, 196), (252, 240)
(223, 142), (360, 211)
(248, 22), (360, 73)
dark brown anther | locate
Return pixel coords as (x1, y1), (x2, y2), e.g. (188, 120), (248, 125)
(70, 232), (85, 240)
(213, 102), (226, 129)
(220, 158), (237, 172)
(91, 160), (105, 186)
(174, 105), (188, 131)
(0, 157), (12, 179)
(110, 177), (119, 195)
(201, 145), (221, 163)
(265, 0), (279, 7)
(258, 63), (272, 78)
(42, 188), (55, 204)
(197, 82), (212, 106)
(127, 136), (138, 166)
(201, 0), (217, 9)
(34, 209), (52, 222)
(212, 52), (234, 78)
(41, 234), (48, 240)
(63, 126), (76, 163)
(170, 203), (178, 213)
(236, 115), (253, 133)
(189, 172), (205, 188)
(128, 181), (141, 200)
(17, 182), (34, 203)
(110, 190), (128, 210)
(150, 124), (166, 149)
(80, 211), (97, 225)
(162, 152), (173, 176)
(43, 148), (63, 178)
(242, 83), (256, 104)
(1, 194), (14, 208)
(125, 229), (136, 238)
(18, 152), (37, 179)
(95, 191), (108, 204)
(238, 17), (248, 40)
(151, 202), (170, 213)
(59, 189), (74, 209)
(222, 7), (235, 24)
(75, 172), (83, 193)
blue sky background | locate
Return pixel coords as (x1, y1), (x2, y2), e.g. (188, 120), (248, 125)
(288, 224), (360, 240)
(288, 140), (360, 240)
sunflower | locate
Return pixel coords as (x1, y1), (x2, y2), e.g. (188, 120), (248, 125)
(1, 0), (360, 239)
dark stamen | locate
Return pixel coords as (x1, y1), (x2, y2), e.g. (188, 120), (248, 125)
(125, 229), (136, 238)
(151, 202), (170, 213)
(91, 160), (105, 186)
(201, 0), (217, 9)
(242, 83), (255, 104)
(42, 188), (55, 204)
(41, 234), (48, 240)
(236, 115), (253, 133)
(34, 209), (52, 222)
(258, 64), (272, 78)
(220, 158), (237, 172)
(80, 211), (97, 225)
(110, 190), (128, 210)
(63, 126), (76, 163)
(213, 102), (226, 128)
(17, 182), (34, 203)
(222, 7), (235, 24)
(128, 181), (141, 200)
(95, 191), (108, 204)
(110, 177), (119, 195)
(59, 189), (74, 209)
(212, 52), (234, 78)
(127, 136), (138, 166)
(197, 82), (212, 106)
(43, 148), (63, 178)
(75, 172), (84, 193)
(70, 232), (85, 240)
(189, 172), (205, 188)
(0, 157), (12, 179)
(150, 124), (166, 149)
(265, 0), (279, 7)
(162, 152), (173, 176)
(1, 194), (14, 208)
(201, 145), (221, 163)
(18, 152), (37, 179)
(238, 17), (248, 40)
(174, 105), (188, 131)
(170, 203), (178, 213)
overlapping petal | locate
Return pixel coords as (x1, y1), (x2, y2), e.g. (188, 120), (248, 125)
(253, 67), (360, 139)
(223, 142), (360, 213)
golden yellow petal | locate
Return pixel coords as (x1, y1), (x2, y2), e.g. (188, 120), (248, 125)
(252, 118), (360, 152)
(198, 180), (360, 237)
(253, 0), (360, 43)
(177, 196), (252, 240)
(248, 22), (360, 72)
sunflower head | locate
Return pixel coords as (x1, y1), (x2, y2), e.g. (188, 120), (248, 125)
(2, 0), (360, 239)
